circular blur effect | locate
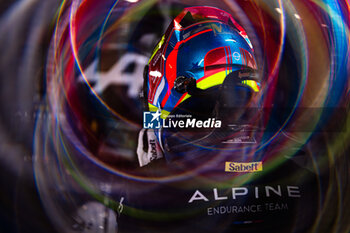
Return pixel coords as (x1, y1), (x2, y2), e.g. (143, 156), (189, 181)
(32, 0), (350, 233)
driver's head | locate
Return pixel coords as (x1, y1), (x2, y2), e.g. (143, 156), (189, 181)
(144, 6), (261, 162)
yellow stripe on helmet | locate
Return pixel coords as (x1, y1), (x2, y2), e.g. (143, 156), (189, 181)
(196, 70), (227, 90)
(197, 70), (260, 92)
(148, 103), (158, 112)
(172, 72), (226, 108)
(160, 110), (170, 119)
(148, 103), (170, 119)
(241, 80), (260, 92)
(148, 35), (165, 64)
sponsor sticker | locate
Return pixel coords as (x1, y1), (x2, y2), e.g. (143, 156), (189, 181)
(225, 162), (263, 173)
(233, 52), (241, 61)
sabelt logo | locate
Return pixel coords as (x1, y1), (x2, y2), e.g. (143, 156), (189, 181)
(225, 162), (263, 173)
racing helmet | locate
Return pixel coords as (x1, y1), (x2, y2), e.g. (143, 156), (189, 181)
(144, 6), (259, 118)
(144, 6), (262, 162)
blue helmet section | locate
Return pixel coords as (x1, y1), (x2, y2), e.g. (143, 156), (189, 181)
(176, 22), (253, 79)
